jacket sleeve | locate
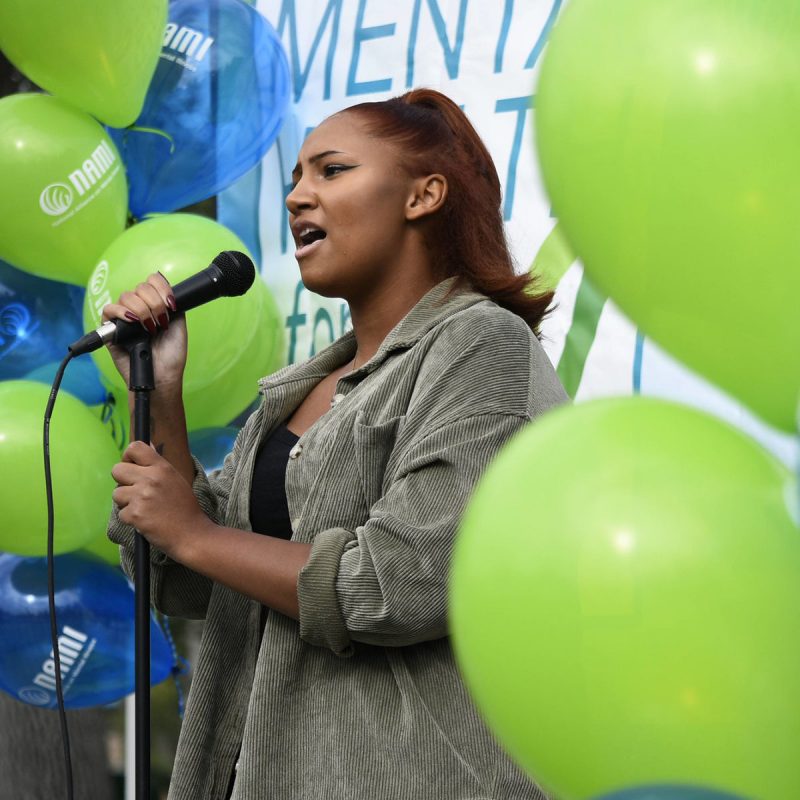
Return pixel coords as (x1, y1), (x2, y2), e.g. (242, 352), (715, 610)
(296, 306), (568, 654)
(107, 410), (258, 619)
(296, 411), (529, 654)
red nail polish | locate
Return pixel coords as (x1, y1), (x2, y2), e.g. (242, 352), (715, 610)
(167, 294), (177, 311)
(124, 311), (140, 323)
(158, 312), (169, 329)
(144, 318), (157, 333)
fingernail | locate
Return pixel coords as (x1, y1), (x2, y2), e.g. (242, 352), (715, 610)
(167, 294), (177, 312)
(144, 318), (157, 333)
(124, 311), (140, 323)
(158, 312), (169, 329)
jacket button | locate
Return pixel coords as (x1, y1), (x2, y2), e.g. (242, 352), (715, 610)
(330, 393), (345, 407)
(289, 442), (303, 459)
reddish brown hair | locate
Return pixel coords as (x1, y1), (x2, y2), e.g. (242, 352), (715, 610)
(341, 88), (554, 332)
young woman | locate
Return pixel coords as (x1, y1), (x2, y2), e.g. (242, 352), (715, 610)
(106, 89), (567, 800)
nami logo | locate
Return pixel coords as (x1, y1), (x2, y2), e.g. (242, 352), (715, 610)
(39, 140), (118, 220)
(162, 23), (215, 71)
(39, 183), (73, 217)
(88, 259), (112, 324)
(20, 625), (96, 706)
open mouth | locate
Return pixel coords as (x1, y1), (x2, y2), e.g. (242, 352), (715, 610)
(295, 225), (327, 258)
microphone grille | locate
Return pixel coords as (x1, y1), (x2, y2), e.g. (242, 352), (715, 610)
(213, 251), (256, 296)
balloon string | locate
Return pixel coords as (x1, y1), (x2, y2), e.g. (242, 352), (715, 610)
(556, 272), (606, 399)
(125, 125), (176, 155)
(158, 614), (189, 719)
(529, 221), (576, 292)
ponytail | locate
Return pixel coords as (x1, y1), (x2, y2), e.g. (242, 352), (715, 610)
(343, 89), (554, 332)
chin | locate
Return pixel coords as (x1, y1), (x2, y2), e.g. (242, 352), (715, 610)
(297, 263), (345, 299)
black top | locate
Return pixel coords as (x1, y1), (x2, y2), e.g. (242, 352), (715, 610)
(249, 423), (299, 540)
(230, 424), (300, 800)
(249, 422), (299, 641)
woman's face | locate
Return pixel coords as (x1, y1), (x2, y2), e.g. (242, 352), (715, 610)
(286, 112), (419, 301)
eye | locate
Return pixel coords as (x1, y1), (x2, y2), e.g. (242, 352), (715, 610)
(323, 164), (352, 178)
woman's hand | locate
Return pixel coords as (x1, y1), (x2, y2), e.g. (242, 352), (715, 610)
(113, 445), (312, 620)
(101, 272), (188, 390)
(111, 440), (214, 561)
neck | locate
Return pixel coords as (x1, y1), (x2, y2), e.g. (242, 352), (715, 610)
(348, 271), (439, 367)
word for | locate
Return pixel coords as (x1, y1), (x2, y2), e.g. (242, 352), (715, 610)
(285, 279), (351, 363)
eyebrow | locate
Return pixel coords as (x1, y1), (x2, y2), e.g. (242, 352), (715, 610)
(291, 150), (346, 181)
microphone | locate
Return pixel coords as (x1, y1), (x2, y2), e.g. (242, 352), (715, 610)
(68, 250), (256, 356)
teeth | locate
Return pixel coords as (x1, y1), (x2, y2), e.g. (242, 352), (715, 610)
(298, 225), (326, 247)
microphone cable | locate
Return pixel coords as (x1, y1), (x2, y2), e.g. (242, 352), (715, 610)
(43, 351), (76, 800)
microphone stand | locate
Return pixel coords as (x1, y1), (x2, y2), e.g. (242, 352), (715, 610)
(127, 336), (154, 800)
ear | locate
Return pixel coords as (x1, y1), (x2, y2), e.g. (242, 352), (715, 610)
(405, 174), (448, 221)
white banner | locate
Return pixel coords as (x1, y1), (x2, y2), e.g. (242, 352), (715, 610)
(219, 0), (795, 466)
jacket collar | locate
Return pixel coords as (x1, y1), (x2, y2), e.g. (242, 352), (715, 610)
(258, 277), (487, 393)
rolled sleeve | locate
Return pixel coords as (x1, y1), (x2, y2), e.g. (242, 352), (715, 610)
(297, 527), (357, 656)
(296, 412), (529, 652)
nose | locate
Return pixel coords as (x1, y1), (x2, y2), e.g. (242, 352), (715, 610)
(285, 176), (315, 216)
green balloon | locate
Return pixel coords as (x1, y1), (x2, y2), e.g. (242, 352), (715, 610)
(0, 0), (166, 127)
(0, 94), (128, 286)
(450, 398), (800, 800)
(535, 0), (800, 431)
(0, 381), (119, 556)
(79, 402), (125, 567)
(83, 214), (285, 431)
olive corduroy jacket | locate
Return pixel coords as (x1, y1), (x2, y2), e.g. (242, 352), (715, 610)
(109, 278), (568, 799)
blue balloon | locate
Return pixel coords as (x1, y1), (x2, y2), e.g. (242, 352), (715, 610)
(0, 553), (173, 709)
(110, 0), (290, 217)
(0, 259), (112, 405)
(0, 260), (104, 404)
(25, 358), (108, 407)
(595, 786), (749, 800)
(188, 426), (238, 472)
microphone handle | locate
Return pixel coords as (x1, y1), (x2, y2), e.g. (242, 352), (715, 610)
(68, 263), (224, 356)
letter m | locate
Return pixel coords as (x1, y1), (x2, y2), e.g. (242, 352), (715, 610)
(277, 0), (343, 101)
(69, 170), (90, 196)
(91, 142), (113, 173)
(172, 26), (205, 57)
